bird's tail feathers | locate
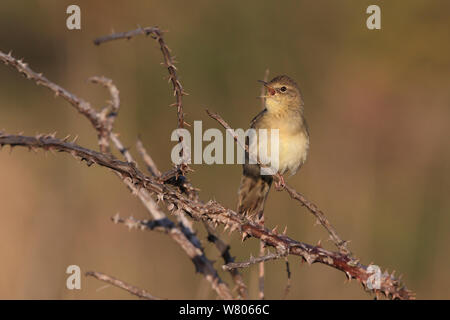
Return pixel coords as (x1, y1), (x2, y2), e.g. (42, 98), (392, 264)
(237, 164), (273, 219)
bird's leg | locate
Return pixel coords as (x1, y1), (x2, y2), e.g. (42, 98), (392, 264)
(274, 173), (286, 190)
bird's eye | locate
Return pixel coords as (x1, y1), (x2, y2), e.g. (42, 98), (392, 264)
(280, 86), (287, 92)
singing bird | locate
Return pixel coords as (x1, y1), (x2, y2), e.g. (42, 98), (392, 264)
(237, 75), (309, 219)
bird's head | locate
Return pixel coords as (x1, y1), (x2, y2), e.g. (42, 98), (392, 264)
(259, 75), (303, 113)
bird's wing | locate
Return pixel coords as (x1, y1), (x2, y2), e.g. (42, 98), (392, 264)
(237, 108), (272, 218)
(250, 108), (268, 129)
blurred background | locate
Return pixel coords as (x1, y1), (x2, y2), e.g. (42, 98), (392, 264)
(0, 0), (449, 299)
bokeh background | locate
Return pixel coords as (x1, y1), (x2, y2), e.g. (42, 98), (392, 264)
(0, 0), (449, 299)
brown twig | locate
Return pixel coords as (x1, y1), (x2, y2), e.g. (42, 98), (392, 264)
(112, 213), (177, 233)
(85, 271), (163, 300)
(281, 184), (351, 255)
(94, 27), (187, 152)
(0, 133), (414, 299)
(0, 49), (232, 300)
(0, 51), (112, 153)
(108, 134), (232, 300)
(88, 76), (121, 153)
(110, 212), (233, 299)
(136, 138), (162, 177)
(282, 257), (292, 299)
(203, 221), (248, 299)
(223, 252), (285, 271)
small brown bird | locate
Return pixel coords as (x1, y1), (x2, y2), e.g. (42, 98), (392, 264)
(237, 75), (309, 219)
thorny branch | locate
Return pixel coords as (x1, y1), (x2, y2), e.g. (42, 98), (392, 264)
(223, 252), (285, 271)
(0, 132), (415, 300)
(0, 44), (233, 299)
(0, 26), (415, 300)
(93, 26), (186, 128)
(94, 26), (187, 154)
(93, 28), (245, 298)
(203, 221), (248, 299)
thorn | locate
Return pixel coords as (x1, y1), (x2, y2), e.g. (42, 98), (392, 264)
(49, 148), (57, 156)
(112, 213), (120, 224)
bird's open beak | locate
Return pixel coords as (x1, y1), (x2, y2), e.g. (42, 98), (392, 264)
(258, 80), (276, 96)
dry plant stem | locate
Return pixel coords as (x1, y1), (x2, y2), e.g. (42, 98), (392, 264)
(109, 130), (232, 300)
(0, 50), (232, 300)
(136, 139), (161, 177)
(111, 212), (232, 299)
(85, 271), (163, 300)
(94, 27), (187, 153)
(0, 51), (109, 153)
(0, 133), (414, 299)
(88, 76), (120, 153)
(281, 184), (351, 255)
(93, 27), (198, 197)
(203, 221), (248, 299)
(124, 139), (213, 278)
(106, 121), (231, 298)
(205, 109), (351, 255)
(112, 214), (175, 233)
(223, 252), (285, 271)
(283, 257), (291, 299)
(159, 165), (199, 201)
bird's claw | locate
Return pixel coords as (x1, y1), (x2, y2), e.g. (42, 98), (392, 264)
(274, 174), (286, 190)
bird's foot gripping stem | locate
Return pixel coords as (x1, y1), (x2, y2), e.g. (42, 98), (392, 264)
(274, 173), (286, 190)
